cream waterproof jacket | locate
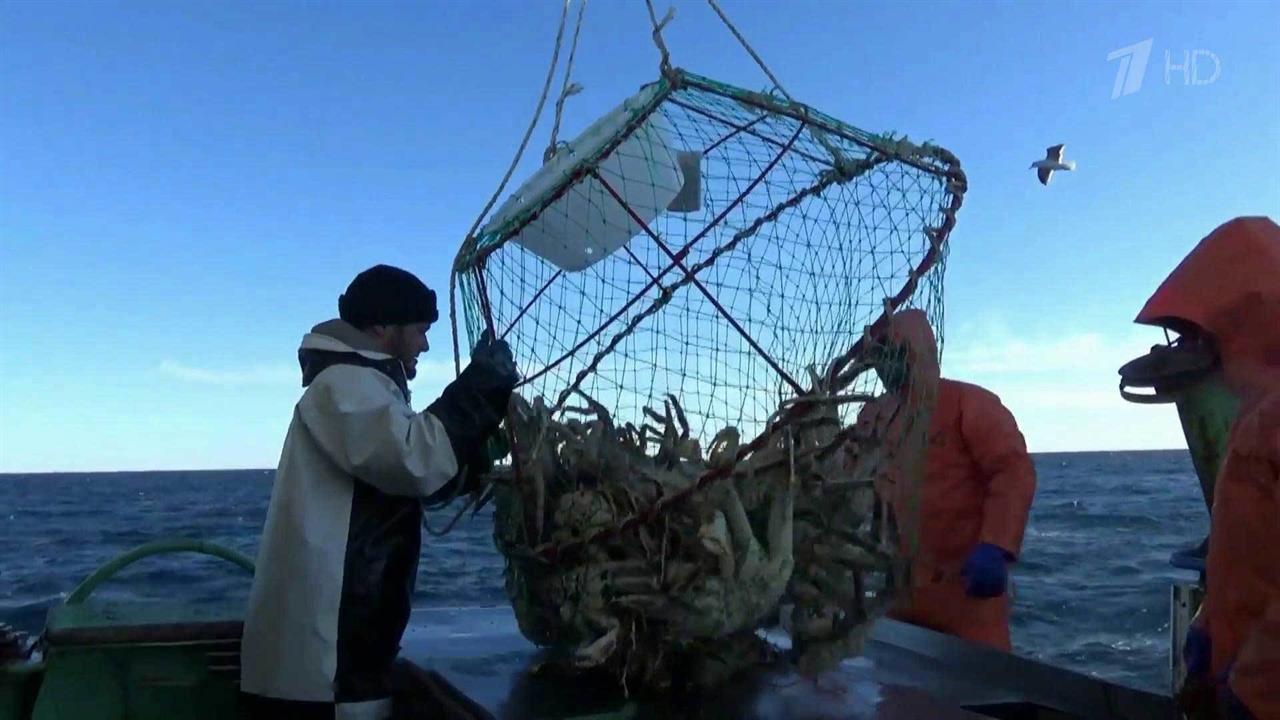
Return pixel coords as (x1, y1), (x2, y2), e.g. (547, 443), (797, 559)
(240, 319), (459, 719)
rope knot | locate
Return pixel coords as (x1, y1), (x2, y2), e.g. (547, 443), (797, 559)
(646, 2), (676, 75)
(660, 63), (682, 90)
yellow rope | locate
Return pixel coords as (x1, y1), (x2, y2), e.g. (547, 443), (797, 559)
(643, 0), (676, 74)
(449, 0), (575, 374)
(705, 0), (852, 171)
(544, 0), (588, 163)
(706, 0), (792, 101)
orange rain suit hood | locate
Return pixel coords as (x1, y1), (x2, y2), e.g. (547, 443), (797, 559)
(1143, 216), (1280, 718)
(861, 309), (1038, 651)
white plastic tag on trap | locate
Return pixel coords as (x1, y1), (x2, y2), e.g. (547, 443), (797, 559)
(667, 150), (703, 213)
(479, 84), (686, 273)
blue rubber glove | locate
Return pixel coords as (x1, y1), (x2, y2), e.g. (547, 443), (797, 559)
(961, 543), (1011, 598)
(1184, 624), (1212, 678)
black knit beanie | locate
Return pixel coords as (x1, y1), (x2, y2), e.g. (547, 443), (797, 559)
(338, 264), (439, 329)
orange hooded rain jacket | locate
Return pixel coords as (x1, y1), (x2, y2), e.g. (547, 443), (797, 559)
(1139, 216), (1280, 718)
(858, 309), (1038, 651)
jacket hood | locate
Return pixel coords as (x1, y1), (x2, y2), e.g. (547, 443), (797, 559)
(1135, 216), (1280, 399)
(298, 319), (405, 395)
(302, 319), (389, 355)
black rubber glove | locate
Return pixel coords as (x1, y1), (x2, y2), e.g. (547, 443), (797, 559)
(427, 330), (518, 474)
(469, 330), (518, 389)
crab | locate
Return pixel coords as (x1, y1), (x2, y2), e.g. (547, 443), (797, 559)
(778, 366), (927, 674)
(488, 371), (920, 693)
(616, 475), (794, 640)
(641, 394), (704, 470)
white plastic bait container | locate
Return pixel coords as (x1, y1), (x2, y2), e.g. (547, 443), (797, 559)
(479, 84), (687, 273)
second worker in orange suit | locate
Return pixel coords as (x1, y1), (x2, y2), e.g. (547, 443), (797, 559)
(856, 309), (1038, 651)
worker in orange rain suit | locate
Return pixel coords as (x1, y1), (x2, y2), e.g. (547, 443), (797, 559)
(852, 309), (1037, 651)
(1144, 216), (1280, 720)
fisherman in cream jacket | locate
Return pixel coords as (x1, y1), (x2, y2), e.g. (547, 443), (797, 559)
(240, 264), (517, 719)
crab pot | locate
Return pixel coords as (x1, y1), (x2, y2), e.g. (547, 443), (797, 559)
(461, 66), (965, 691)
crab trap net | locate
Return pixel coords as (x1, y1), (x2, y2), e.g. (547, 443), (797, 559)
(450, 67), (965, 693)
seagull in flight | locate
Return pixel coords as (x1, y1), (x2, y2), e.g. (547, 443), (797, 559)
(1030, 144), (1076, 185)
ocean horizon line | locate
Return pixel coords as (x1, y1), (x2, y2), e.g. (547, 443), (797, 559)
(0, 447), (1190, 477)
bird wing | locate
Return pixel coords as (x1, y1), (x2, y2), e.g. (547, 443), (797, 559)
(1038, 167), (1053, 185)
(1045, 144), (1065, 162)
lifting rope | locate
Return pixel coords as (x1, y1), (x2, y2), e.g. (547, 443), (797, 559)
(544, 0), (588, 163)
(449, 0), (577, 375)
(438, 0), (834, 536)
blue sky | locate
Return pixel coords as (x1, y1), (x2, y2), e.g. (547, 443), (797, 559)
(2, 0), (1277, 472)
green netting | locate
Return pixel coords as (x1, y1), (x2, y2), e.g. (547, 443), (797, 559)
(452, 66), (965, 692)
(454, 70), (959, 450)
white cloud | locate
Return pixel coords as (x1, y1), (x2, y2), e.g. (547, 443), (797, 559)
(158, 360), (297, 386)
(147, 329), (1186, 456)
(158, 356), (463, 397)
(1009, 401), (1187, 453)
(937, 326), (1186, 451)
(994, 386), (1123, 411)
(943, 331), (1153, 376)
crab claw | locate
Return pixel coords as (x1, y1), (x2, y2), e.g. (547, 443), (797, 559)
(663, 560), (700, 588)
(614, 593), (672, 616)
(719, 484), (758, 575)
(611, 575), (661, 595)
(697, 511), (736, 579)
(707, 427), (740, 470)
(764, 469), (796, 570)
(573, 626), (620, 667)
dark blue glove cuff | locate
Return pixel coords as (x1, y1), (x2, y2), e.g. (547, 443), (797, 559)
(1184, 625), (1212, 677)
(962, 542), (1010, 598)
(1216, 664), (1255, 720)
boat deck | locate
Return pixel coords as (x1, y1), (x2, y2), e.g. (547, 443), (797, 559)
(399, 606), (1174, 720)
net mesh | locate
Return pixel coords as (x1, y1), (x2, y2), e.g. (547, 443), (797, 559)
(453, 68), (965, 689)
(455, 71), (959, 447)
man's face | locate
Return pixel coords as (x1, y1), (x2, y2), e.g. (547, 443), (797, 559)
(874, 343), (910, 395)
(372, 322), (431, 380)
